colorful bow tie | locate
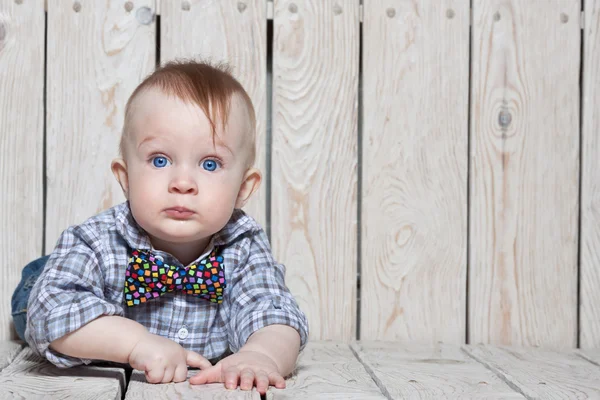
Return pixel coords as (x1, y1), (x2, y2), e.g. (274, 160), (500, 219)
(124, 248), (226, 307)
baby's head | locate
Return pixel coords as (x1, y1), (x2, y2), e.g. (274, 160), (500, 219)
(111, 60), (261, 257)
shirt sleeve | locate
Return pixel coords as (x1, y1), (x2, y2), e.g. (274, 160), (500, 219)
(226, 227), (309, 353)
(25, 225), (124, 368)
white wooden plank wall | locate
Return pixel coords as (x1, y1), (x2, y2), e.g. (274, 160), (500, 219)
(45, 0), (155, 250)
(468, 0), (581, 348)
(0, 0), (44, 340)
(0, 0), (598, 350)
(580, 0), (600, 349)
(271, 0), (359, 341)
(361, 0), (469, 343)
(160, 0), (268, 228)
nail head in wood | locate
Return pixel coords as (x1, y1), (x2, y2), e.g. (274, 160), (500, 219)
(125, 1), (134, 12)
(73, 2), (81, 12)
(333, 4), (342, 15)
(560, 13), (569, 23)
(182, 1), (191, 11)
(136, 6), (153, 25)
(499, 110), (512, 128)
(446, 9), (455, 19)
(386, 8), (396, 18)
(288, 3), (297, 13)
(237, 2), (247, 13)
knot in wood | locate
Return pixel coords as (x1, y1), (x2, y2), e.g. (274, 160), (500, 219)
(73, 2), (82, 12)
(333, 4), (342, 15)
(0, 23), (6, 43)
(125, 1), (134, 12)
(499, 110), (512, 128)
(560, 13), (569, 23)
(15, 0), (23, 5)
(288, 3), (298, 13)
(386, 8), (396, 18)
(237, 2), (247, 13)
(493, 11), (501, 21)
(182, 1), (191, 11)
(446, 9), (455, 19)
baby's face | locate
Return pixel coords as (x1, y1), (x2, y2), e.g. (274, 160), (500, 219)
(121, 88), (253, 249)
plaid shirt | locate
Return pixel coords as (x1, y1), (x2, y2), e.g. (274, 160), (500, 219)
(25, 201), (309, 368)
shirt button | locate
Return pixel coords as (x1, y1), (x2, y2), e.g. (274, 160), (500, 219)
(177, 327), (188, 340)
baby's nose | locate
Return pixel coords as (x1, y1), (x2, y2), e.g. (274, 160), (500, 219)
(169, 174), (198, 194)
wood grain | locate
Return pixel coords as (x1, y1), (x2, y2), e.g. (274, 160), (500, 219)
(0, 0), (44, 339)
(0, 341), (23, 371)
(361, 0), (469, 342)
(125, 370), (260, 399)
(160, 0), (268, 227)
(271, 0), (359, 342)
(0, 347), (125, 399)
(45, 0), (155, 250)
(580, 0), (600, 349)
(469, 0), (580, 347)
(352, 341), (523, 399)
(464, 344), (600, 399)
(267, 341), (384, 399)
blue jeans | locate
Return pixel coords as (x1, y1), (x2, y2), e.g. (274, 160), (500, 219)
(11, 256), (49, 342)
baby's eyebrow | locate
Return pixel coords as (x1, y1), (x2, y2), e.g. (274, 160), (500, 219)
(137, 136), (158, 150)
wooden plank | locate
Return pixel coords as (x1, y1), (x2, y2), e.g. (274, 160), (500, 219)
(271, 0), (359, 342)
(45, 0), (156, 250)
(160, 0), (268, 227)
(352, 341), (523, 399)
(469, 0), (580, 347)
(125, 370), (260, 399)
(267, 341), (385, 399)
(580, 0), (600, 349)
(361, 0), (469, 341)
(156, 1), (276, 20)
(0, 347), (125, 399)
(464, 344), (600, 399)
(0, 0), (44, 339)
(0, 341), (24, 371)
(576, 348), (600, 367)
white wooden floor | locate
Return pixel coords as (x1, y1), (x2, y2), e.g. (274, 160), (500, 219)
(0, 340), (599, 399)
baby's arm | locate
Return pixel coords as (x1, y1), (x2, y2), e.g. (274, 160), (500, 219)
(50, 315), (145, 363)
(190, 226), (308, 393)
(239, 324), (300, 376)
(52, 315), (211, 383)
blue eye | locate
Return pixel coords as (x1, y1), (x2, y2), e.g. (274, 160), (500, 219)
(152, 156), (171, 168)
(202, 159), (219, 171)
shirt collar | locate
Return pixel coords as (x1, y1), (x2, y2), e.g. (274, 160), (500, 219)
(115, 201), (256, 251)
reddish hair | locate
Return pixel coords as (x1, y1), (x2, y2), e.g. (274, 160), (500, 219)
(120, 59), (256, 165)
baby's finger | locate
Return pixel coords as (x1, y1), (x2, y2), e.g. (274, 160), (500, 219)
(145, 367), (165, 384)
(189, 365), (222, 385)
(268, 371), (286, 389)
(239, 368), (255, 391)
(255, 370), (270, 394)
(173, 364), (188, 383)
(161, 366), (175, 383)
(186, 350), (212, 370)
(224, 366), (240, 390)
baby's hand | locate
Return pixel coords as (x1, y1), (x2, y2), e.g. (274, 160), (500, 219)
(189, 350), (285, 394)
(128, 332), (211, 383)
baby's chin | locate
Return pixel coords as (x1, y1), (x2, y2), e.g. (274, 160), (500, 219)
(143, 225), (213, 245)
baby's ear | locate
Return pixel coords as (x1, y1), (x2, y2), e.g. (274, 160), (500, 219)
(235, 168), (261, 209)
(111, 158), (129, 199)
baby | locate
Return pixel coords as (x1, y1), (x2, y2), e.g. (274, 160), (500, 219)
(16, 60), (308, 394)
